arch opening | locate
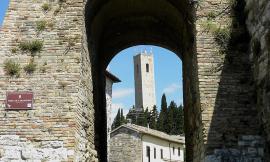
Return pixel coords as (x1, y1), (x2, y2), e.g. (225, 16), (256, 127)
(107, 45), (185, 162)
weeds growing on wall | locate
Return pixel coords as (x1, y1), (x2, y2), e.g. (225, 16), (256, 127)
(58, 81), (69, 89)
(24, 59), (37, 74)
(19, 40), (43, 56)
(201, 0), (248, 74)
(202, 0), (247, 54)
(42, 3), (51, 12)
(4, 60), (21, 77)
(36, 20), (47, 32)
(201, 20), (231, 54)
(11, 48), (17, 54)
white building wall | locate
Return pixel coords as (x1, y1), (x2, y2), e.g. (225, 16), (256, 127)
(134, 53), (156, 111)
(106, 77), (113, 135)
(106, 77), (113, 161)
(142, 135), (184, 162)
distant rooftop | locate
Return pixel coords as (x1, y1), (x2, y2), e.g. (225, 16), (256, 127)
(105, 70), (121, 83)
(112, 124), (185, 144)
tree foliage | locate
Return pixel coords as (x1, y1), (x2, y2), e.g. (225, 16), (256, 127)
(149, 105), (158, 130)
(114, 94), (184, 135)
(157, 94), (168, 132)
(111, 108), (126, 130)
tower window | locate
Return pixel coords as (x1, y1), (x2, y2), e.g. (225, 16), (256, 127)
(146, 63), (149, 72)
(137, 64), (139, 74)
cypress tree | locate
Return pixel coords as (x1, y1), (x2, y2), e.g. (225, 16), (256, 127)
(157, 94), (168, 132)
(176, 104), (184, 134)
(167, 101), (177, 134)
(143, 108), (149, 127)
(149, 105), (158, 129)
(111, 108), (121, 130)
(120, 108), (125, 124)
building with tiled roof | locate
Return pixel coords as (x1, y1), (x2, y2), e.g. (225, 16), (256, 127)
(109, 124), (185, 162)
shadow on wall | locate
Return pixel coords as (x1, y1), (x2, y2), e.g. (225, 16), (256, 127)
(206, 0), (263, 160)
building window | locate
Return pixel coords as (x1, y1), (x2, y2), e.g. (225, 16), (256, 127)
(146, 146), (150, 158)
(160, 149), (163, 159)
(146, 63), (149, 72)
(137, 64), (139, 74)
(173, 147), (175, 155)
(154, 148), (156, 159)
(178, 147), (181, 156)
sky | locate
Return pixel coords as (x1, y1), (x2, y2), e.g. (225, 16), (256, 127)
(0, 1), (183, 120)
(109, 45), (183, 119)
(0, 0), (9, 26)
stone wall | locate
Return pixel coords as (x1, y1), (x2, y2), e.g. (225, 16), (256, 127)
(205, 135), (265, 162)
(245, 0), (270, 159)
(106, 76), (113, 162)
(74, 12), (97, 161)
(0, 0), (269, 161)
(0, 0), (87, 161)
(196, 0), (261, 157)
(109, 128), (142, 162)
(0, 135), (73, 161)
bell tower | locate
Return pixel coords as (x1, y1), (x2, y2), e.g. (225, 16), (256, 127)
(133, 51), (156, 111)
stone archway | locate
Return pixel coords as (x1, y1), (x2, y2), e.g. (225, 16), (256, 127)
(0, 0), (266, 161)
(84, 0), (204, 161)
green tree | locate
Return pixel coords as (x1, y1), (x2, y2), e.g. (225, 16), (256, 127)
(111, 108), (127, 130)
(111, 109), (121, 130)
(120, 109), (126, 124)
(167, 101), (177, 134)
(157, 94), (168, 132)
(136, 108), (147, 127)
(126, 106), (136, 124)
(149, 105), (158, 129)
(176, 104), (184, 134)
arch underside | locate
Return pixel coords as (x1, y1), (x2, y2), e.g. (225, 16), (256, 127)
(85, 0), (195, 66)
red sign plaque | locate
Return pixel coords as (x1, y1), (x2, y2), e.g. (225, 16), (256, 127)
(5, 92), (33, 110)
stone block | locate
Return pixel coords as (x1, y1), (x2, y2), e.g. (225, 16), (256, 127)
(228, 148), (241, 156)
(238, 140), (251, 147)
(21, 147), (43, 160)
(0, 135), (20, 146)
(257, 148), (264, 157)
(3, 146), (21, 159)
(242, 135), (261, 141)
(204, 155), (221, 162)
(247, 147), (258, 157)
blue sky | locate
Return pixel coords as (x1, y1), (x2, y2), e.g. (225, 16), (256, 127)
(0, 1), (183, 119)
(109, 45), (183, 118)
(0, 0), (9, 26)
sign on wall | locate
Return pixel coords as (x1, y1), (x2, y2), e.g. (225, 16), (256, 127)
(5, 92), (33, 110)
